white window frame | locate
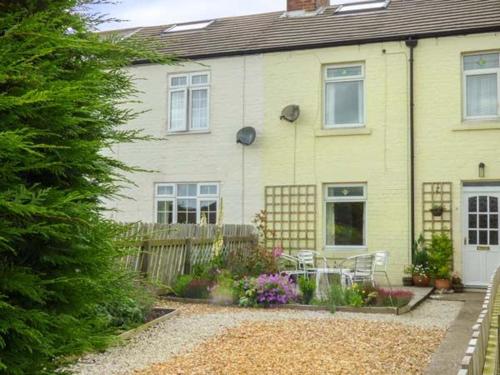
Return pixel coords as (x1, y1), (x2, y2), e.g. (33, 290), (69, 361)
(324, 63), (365, 129)
(167, 72), (211, 133)
(462, 52), (500, 121)
(324, 183), (367, 250)
(154, 182), (219, 224)
(155, 183), (176, 224)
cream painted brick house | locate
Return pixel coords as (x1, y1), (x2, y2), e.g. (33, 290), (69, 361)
(106, 0), (500, 285)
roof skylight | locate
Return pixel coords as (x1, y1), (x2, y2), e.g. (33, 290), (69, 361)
(164, 20), (213, 33)
(335, 0), (390, 13)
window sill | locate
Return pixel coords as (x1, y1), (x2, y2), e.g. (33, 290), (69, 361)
(315, 128), (372, 137)
(323, 246), (368, 252)
(453, 120), (500, 132)
(167, 130), (211, 136)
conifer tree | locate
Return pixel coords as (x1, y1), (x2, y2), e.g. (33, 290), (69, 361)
(0, 1), (171, 373)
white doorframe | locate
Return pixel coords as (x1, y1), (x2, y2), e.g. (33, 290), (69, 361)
(462, 185), (500, 287)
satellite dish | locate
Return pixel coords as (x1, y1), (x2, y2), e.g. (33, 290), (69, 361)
(236, 127), (256, 146)
(280, 105), (300, 122)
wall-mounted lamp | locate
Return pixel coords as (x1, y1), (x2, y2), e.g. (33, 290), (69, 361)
(479, 162), (486, 178)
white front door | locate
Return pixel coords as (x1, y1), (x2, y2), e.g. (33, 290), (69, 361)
(462, 187), (500, 286)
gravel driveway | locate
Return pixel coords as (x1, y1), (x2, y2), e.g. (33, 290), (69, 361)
(68, 299), (463, 375)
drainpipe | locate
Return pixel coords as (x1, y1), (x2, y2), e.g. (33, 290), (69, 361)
(405, 37), (418, 262)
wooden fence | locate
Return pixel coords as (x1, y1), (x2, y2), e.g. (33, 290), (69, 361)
(120, 223), (256, 286)
(458, 267), (500, 375)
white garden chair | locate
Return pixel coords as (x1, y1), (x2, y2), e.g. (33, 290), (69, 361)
(278, 253), (307, 278)
(296, 250), (337, 297)
(338, 254), (376, 287)
(374, 251), (392, 288)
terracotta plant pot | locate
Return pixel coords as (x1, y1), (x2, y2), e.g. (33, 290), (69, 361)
(402, 276), (414, 287)
(412, 275), (430, 287)
(435, 278), (451, 290)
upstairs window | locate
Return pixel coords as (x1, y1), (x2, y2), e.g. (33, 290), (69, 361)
(155, 183), (219, 224)
(168, 72), (210, 132)
(463, 53), (500, 120)
(325, 184), (367, 248)
(324, 64), (365, 128)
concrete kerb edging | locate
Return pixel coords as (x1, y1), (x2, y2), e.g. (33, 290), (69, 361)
(163, 287), (433, 315)
(119, 309), (179, 341)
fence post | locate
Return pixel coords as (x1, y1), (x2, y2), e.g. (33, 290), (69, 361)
(183, 238), (191, 275)
(139, 240), (150, 276)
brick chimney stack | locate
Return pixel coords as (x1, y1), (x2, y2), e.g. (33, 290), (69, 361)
(287, 0), (329, 12)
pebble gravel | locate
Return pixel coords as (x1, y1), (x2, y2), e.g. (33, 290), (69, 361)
(68, 299), (463, 375)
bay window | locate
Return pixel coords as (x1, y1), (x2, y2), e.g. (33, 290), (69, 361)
(155, 183), (219, 224)
(325, 184), (367, 248)
(324, 64), (365, 128)
(168, 72), (210, 132)
(463, 53), (500, 119)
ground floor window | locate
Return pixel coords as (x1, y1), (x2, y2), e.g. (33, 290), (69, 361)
(155, 183), (219, 224)
(325, 184), (366, 247)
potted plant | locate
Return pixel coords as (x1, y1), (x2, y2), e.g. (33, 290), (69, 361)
(412, 235), (431, 287)
(403, 265), (414, 286)
(430, 205), (444, 217)
(412, 265), (431, 287)
(427, 233), (453, 290)
(451, 272), (464, 293)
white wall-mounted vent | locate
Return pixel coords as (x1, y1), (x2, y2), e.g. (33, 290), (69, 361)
(335, 0), (390, 14)
(164, 20), (214, 33)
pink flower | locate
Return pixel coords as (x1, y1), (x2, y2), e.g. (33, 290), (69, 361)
(272, 246), (284, 258)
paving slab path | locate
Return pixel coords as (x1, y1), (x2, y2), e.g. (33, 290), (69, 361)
(424, 291), (485, 375)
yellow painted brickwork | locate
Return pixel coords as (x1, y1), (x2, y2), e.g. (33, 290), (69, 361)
(263, 32), (500, 283)
(414, 32), (500, 276)
(263, 41), (412, 283)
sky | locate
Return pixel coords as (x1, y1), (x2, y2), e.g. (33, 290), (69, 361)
(89, 0), (362, 31)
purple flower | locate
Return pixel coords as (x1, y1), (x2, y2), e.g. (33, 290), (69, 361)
(254, 273), (297, 306)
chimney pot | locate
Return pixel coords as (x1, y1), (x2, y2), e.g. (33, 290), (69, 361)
(287, 0), (329, 12)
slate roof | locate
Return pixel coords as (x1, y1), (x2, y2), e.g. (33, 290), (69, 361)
(104, 0), (500, 59)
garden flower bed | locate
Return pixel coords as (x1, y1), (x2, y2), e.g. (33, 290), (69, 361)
(166, 213), (424, 315)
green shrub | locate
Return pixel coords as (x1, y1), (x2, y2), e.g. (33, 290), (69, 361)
(224, 244), (278, 279)
(93, 279), (154, 331)
(234, 278), (258, 307)
(184, 279), (212, 299)
(298, 277), (316, 305)
(0, 2), (172, 373)
(427, 234), (453, 279)
(173, 275), (194, 297)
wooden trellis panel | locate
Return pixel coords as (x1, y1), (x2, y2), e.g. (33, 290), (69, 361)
(422, 182), (453, 241)
(265, 185), (316, 253)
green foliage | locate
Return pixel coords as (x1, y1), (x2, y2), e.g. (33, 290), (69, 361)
(172, 275), (194, 297)
(328, 283), (412, 311)
(209, 271), (236, 305)
(224, 244), (278, 279)
(183, 279), (212, 299)
(93, 278), (154, 331)
(298, 276), (316, 305)
(427, 234), (453, 279)
(0, 1), (173, 374)
(328, 284), (346, 308)
(234, 278), (258, 307)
